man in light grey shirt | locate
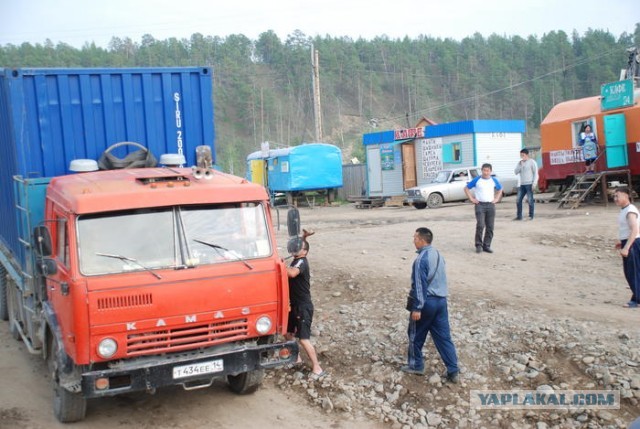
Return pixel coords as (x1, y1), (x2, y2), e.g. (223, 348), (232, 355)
(514, 148), (538, 220)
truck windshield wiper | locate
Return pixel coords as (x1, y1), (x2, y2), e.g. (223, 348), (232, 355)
(95, 252), (163, 279)
(193, 239), (253, 270)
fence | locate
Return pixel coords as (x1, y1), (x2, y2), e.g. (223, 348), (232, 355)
(337, 164), (366, 201)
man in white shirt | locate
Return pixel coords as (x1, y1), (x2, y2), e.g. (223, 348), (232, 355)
(614, 187), (640, 308)
(464, 163), (503, 254)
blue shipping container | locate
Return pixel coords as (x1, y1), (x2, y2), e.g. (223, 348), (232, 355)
(0, 67), (215, 265)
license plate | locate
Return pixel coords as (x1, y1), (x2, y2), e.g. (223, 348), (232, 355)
(172, 359), (223, 379)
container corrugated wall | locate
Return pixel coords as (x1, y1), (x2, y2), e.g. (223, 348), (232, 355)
(0, 67), (214, 263)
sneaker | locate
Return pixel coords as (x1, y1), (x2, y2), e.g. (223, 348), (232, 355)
(623, 301), (639, 308)
(512, 217), (523, 221)
(483, 247), (493, 254)
(528, 217), (534, 221)
(444, 371), (460, 384)
(400, 365), (425, 375)
(475, 246), (482, 253)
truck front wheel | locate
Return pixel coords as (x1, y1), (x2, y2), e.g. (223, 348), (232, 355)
(47, 336), (87, 423)
(227, 369), (264, 394)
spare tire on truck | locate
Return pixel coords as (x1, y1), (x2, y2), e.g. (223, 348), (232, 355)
(98, 142), (157, 170)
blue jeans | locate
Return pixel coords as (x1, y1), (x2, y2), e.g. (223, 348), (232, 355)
(621, 238), (640, 304)
(516, 184), (534, 219)
(474, 202), (496, 249)
(407, 296), (459, 374)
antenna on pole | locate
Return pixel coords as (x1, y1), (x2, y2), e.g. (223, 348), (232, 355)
(311, 45), (323, 142)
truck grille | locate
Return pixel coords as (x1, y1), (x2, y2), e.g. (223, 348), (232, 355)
(126, 318), (249, 356)
(98, 294), (153, 310)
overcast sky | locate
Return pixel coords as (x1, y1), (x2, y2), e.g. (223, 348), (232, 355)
(0, 0), (637, 48)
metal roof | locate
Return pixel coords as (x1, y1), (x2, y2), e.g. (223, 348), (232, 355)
(540, 96), (602, 125)
(425, 120), (526, 138)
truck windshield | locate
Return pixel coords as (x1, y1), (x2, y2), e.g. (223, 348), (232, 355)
(77, 203), (271, 276)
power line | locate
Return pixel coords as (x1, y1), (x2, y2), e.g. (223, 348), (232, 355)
(378, 47), (620, 126)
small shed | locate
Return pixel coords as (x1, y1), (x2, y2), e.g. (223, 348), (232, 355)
(246, 143), (343, 192)
(363, 120), (526, 197)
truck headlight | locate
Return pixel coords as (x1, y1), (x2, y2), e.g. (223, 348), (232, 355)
(97, 338), (118, 358)
(256, 316), (272, 334)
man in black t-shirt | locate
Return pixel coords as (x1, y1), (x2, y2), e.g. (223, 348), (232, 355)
(286, 240), (326, 380)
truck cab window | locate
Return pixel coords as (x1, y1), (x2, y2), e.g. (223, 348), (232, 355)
(56, 216), (69, 268)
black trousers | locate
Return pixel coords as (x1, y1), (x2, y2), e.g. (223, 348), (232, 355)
(474, 202), (496, 249)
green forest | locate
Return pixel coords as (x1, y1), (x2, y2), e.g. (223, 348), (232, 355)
(2, 25), (639, 174)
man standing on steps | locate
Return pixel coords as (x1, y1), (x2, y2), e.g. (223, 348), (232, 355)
(514, 148), (538, 221)
(464, 163), (503, 254)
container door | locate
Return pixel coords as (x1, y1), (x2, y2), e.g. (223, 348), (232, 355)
(401, 143), (417, 189)
(604, 114), (628, 168)
(367, 147), (383, 194)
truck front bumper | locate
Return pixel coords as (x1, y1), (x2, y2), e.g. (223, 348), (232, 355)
(81, 340), (298, 398)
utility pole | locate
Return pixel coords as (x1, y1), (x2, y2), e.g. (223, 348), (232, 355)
(260, 87), (264, 143)
(311, 45), (323, 142)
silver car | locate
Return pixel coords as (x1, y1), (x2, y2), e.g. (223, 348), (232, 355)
(404, 167), (517, 209)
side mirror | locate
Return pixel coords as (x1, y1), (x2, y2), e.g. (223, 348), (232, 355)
(36, 258), (58, 276)
(33, 226), (53, 257)
(287, 208), (301, 238)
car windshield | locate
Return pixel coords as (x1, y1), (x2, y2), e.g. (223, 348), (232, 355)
(77, 203), (271, 276)
(432, 171), (451, 184)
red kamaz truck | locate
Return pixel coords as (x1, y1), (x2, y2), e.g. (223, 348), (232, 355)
(0, 68), (297, 422)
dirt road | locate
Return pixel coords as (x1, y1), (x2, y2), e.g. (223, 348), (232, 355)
(1, 196), (638, 428)
(0, 319), (379, 429)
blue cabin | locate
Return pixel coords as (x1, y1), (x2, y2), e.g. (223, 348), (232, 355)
(247, 143), (343, 192)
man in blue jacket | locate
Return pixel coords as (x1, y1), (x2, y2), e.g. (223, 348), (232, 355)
(464, 163), (503, 253)
(402, 227), (460, 383)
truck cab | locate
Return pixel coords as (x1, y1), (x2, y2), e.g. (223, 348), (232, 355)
(8, 167), (297, 422)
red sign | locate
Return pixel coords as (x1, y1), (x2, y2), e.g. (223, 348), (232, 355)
(394, 127), (424, 140)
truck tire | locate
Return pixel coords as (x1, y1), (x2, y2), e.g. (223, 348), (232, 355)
(48, 336), (87, 423)
(227, 369), (264, 394)
(426, 193), (444, 208)
(413, 202), (427, 210)
(0, 266), (7, 321)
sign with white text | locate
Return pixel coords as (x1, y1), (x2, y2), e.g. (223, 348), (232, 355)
(601, 80), (634, 111)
